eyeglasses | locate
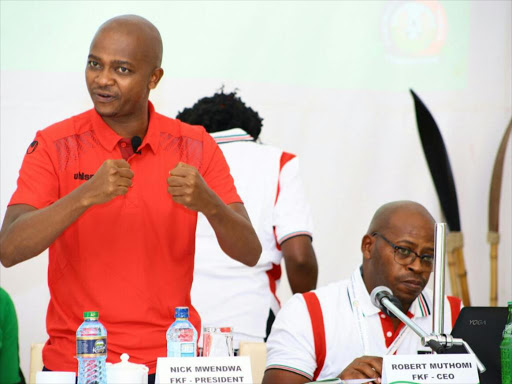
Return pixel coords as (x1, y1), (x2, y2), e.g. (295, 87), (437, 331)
(371, 232), (434, 270)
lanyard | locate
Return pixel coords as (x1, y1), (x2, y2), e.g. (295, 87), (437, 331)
(348, 271), (412, 356)
(385, 324), (412, 355)
(348, 272), (371, 355)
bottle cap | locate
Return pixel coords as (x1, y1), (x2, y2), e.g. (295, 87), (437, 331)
(175, 307), (189, 319)
(84, 311), (99, 319)
(508, 301), (512, 306)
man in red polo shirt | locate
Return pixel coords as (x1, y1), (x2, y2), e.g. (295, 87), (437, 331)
(0, 15), (261, 377)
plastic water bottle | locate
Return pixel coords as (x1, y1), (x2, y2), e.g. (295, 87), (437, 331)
(76, 311), (107, 384)
(166, 307), (198, 357)
(501, 301), (512, 384)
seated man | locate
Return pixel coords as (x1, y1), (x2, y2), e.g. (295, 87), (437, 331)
(263, 201), (462, 383)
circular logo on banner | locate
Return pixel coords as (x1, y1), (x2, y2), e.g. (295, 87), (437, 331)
(27, 140), (38, 154)
(382, 0), (447, 59)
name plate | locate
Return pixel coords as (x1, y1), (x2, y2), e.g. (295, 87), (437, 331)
(382, 354), (479, 384)
(155, 356), (253, 384)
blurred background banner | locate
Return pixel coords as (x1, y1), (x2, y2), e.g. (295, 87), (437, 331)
(1, 0), (510, 376)
(0, 1), (470, 89)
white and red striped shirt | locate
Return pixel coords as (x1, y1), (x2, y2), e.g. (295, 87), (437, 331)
(191, 129), (314, 346)
(266, 266), (462, 381)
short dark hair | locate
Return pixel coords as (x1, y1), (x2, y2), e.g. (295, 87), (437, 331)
(176, 91), (263, 140)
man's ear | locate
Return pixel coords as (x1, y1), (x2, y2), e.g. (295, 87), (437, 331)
(361, 234), (374, 261)
(148, 68), (164, 90)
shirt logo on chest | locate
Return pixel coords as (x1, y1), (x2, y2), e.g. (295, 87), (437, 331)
(74, 171), (95, 180)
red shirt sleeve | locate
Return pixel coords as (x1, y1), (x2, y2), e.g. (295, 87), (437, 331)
(9, 131), (59, 209)
(200, 130), (242, 206)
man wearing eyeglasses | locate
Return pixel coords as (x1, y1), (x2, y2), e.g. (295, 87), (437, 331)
(263, 201), (462, 384)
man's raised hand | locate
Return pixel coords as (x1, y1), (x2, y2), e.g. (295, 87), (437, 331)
(167, 162), (215, 213)
(81, 159), (133, 206)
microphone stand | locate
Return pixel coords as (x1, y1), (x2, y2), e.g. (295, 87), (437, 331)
(376, 223), (486, 373)
(430, 223), (485, 373)
(378, 295), (486, 372)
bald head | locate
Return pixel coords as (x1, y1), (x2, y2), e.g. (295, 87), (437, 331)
(93, 15), (163, 68)
(367, 201), (435, 236)
(361, 201), (436, 311)
(86, 15), (165, 123)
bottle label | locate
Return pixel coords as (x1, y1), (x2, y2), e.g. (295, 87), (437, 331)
(76, 336), (107, 357)
(180, 342), (195, 357)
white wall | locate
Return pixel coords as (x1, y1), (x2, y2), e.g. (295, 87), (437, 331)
(1, 0), (511, 377)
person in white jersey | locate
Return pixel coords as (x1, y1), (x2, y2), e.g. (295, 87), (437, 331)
(177, 91), (318, 349)
(263, 201), (463, 383)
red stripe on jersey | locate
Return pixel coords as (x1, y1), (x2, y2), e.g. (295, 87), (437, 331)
(303, 292), (326, 381)
(274, 152), (296, 205)
(447, 296), (462, 328)
(266, 263), (282, 306)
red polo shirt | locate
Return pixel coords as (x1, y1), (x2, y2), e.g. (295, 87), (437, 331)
(9, 102), (241, 373)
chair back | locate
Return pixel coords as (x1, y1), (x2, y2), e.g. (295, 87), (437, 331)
(29, 343), (44, 384)
(239, 342), (267, 384)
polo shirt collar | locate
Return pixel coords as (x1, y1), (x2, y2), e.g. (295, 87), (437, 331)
(91, 101), (160, 154)
(353, 265), (431, 319)
(409, 290), (431, 318)
(210, 128), (255, 144)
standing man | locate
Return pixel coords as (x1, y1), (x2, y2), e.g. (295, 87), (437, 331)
(263, 201), (462, 383)
(0, 16), (260, 378)
(177, 91), (317, 349)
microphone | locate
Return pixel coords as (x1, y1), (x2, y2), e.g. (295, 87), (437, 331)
(370, 286), (403, 318)
(131, 136), (142, 154)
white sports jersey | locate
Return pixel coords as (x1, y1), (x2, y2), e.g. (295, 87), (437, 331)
(191, 128), (314, 346)
(266, 266), (462, 381)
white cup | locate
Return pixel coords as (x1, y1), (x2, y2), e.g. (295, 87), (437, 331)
(36, 371), (76, 384)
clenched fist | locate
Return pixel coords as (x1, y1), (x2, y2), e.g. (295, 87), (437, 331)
(81, 159), (134, 206)
(167, 162), (216, 213)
